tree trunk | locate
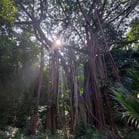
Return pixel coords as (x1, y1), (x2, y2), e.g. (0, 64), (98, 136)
(84, 28), (106, 129)
(30, 46), (44, 135)
(30, 113), (38, 135)
(46, 51), (58, 134)
(103, 86), (116, 131)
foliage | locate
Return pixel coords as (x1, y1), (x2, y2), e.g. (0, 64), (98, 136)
(127, 18), (139, 42)
(0, 0), (17, 23)
(2, 129), (73, 139)
(75, 122), (119, 139)
(0, 32), (39, 129)
(127, 131), (139, 139)
(128, 69), (139, 90)
(112, 84), (139, 129)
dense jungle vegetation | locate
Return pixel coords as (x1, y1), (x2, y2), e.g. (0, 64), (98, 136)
(0, 0), (139, 138)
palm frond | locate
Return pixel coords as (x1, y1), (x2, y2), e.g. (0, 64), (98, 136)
(112, 85), (139, 129)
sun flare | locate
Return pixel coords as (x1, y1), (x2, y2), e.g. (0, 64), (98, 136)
(55, 39), (61, 46)
(53, 39), (62, 49)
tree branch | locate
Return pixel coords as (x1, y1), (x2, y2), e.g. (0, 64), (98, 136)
(77, 0), (90, 26)
(107, 1), (138, 24)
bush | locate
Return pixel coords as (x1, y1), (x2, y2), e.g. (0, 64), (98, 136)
(127, 131), (139, 139)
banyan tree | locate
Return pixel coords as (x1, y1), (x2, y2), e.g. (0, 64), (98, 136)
(14, 0), (139, 136)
